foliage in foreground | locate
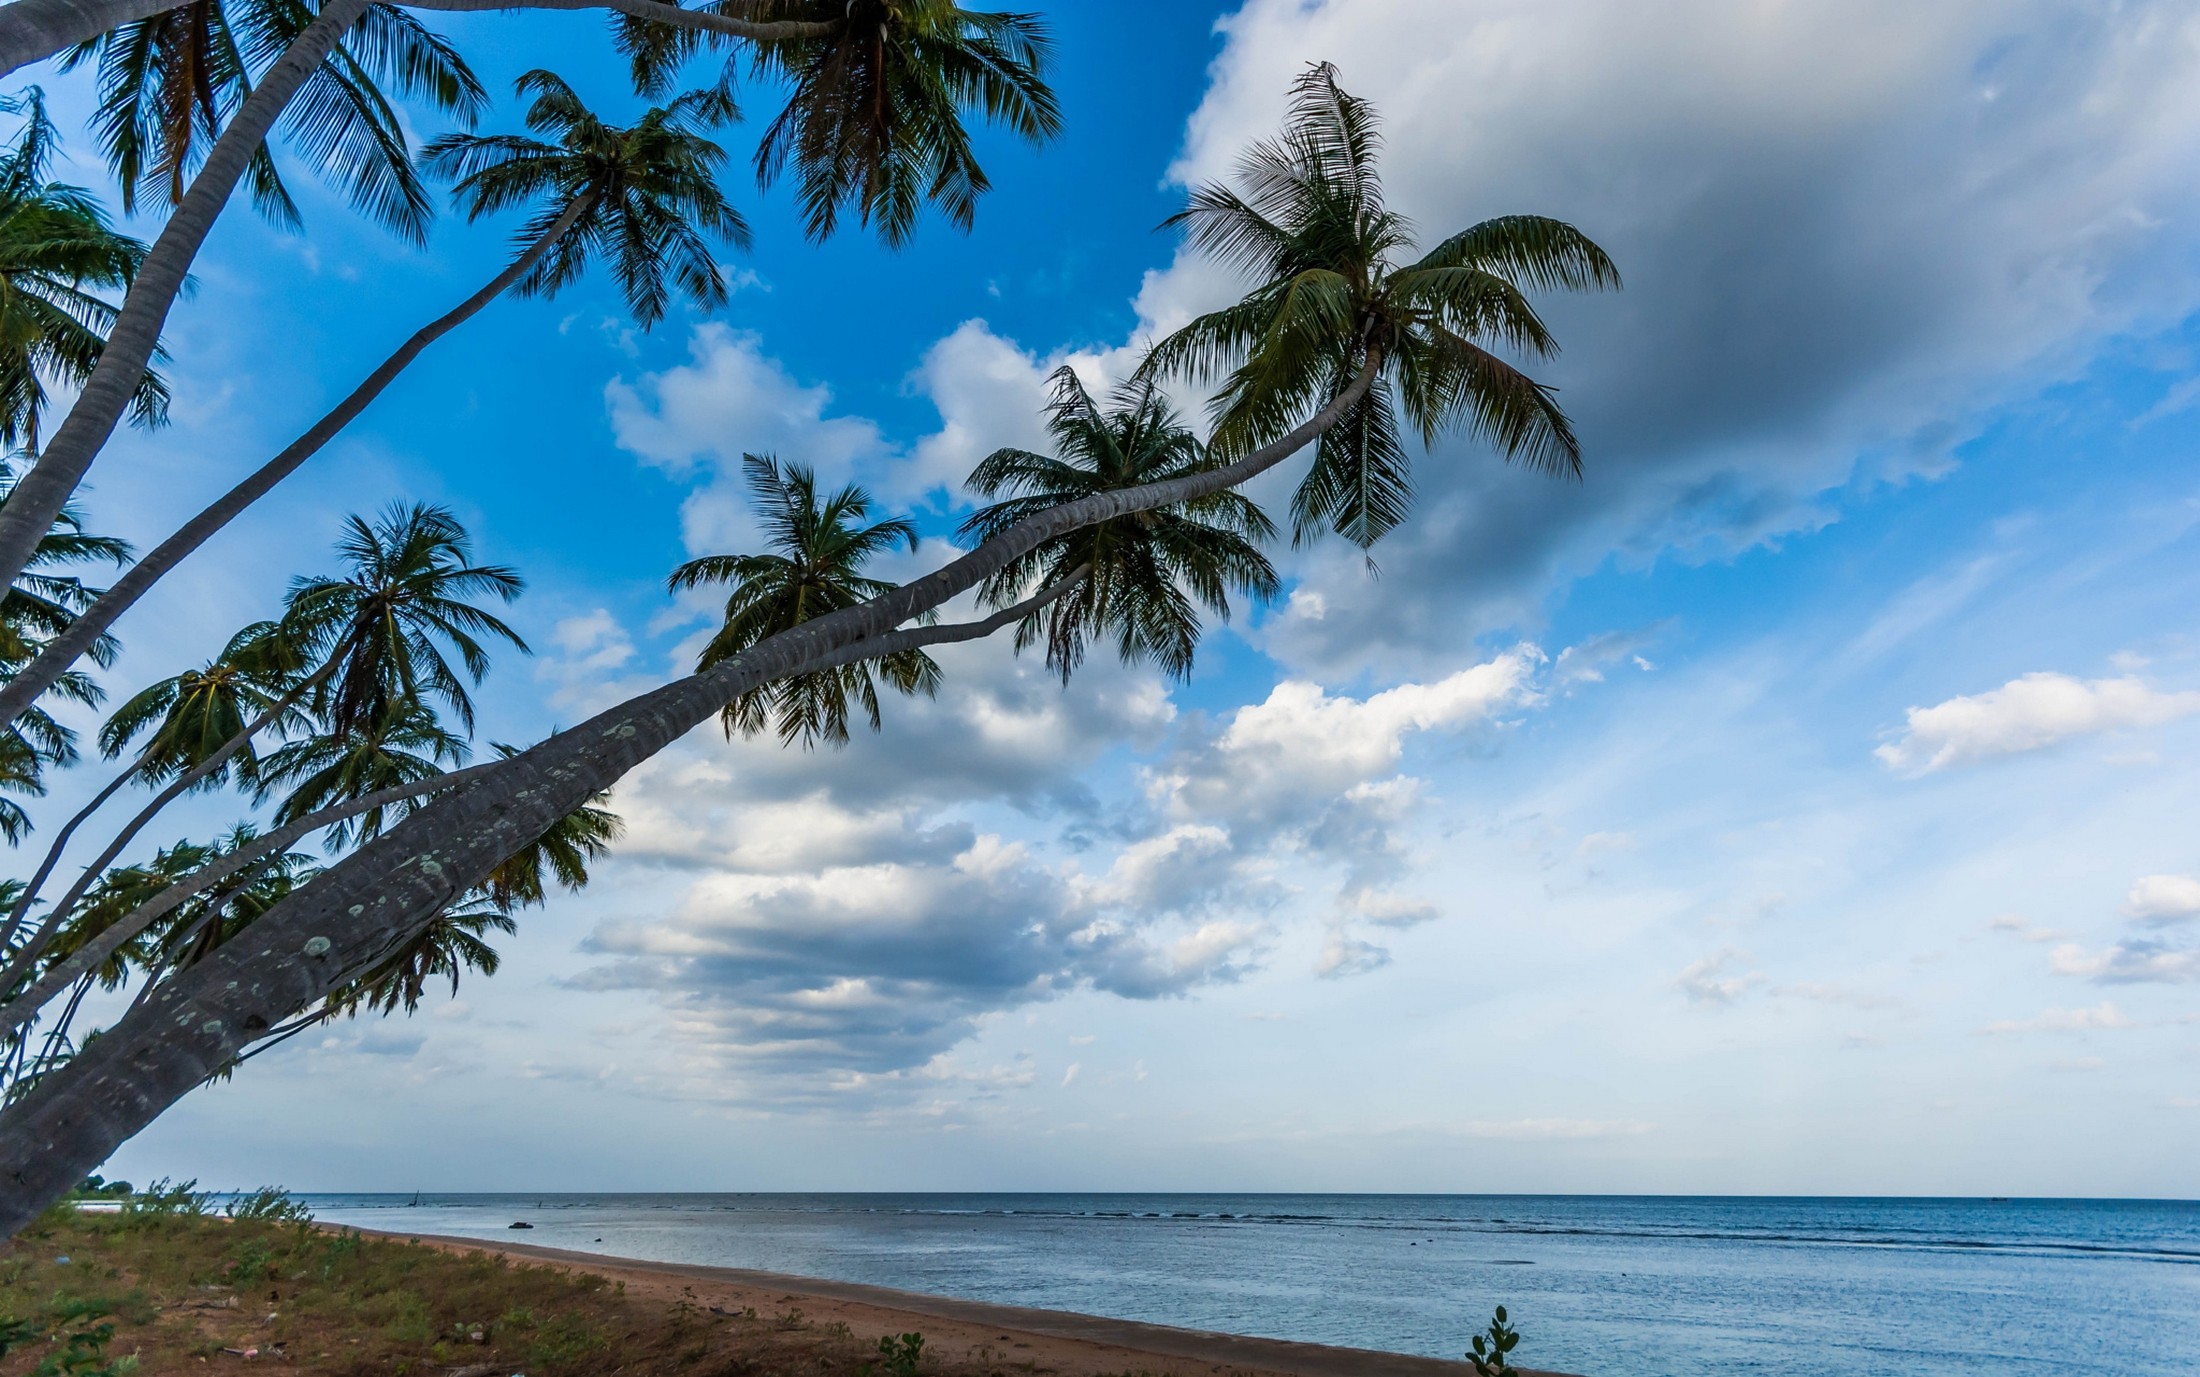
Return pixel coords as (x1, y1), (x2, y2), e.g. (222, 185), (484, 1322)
(0, 1201), (1186, 1377)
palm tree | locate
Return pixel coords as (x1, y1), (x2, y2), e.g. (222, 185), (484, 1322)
(0, 89), (168, 453)
(60, 0), (485, 240)
(423, 69), (750, 328)
(0, 72), (749, 735)
(278, 501), (525, 740)
(616, 0), (1060, 247)
(669, 453), (940, 746)
(0, 455), (130, 840)
(959, 366), (1278, 681)
(253, 697), (466, 846)
(1139, 62), (1620, 549)
(96, 620), (308, 789)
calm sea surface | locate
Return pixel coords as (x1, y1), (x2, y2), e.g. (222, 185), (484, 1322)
(302, 1194), (2199, 1376)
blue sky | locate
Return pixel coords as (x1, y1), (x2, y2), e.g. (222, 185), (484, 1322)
(27, 0), (2200, 1195)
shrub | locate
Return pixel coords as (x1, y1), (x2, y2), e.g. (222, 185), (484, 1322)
(1468, 1305), (1522, 1377)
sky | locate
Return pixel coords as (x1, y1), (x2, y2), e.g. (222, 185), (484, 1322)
(21, 0), (2200, 1196)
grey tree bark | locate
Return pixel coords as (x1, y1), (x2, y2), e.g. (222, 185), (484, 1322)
(0, 759), (500, 1038)
(0, 196), (595, 731)
(0, 359), (1377, 1236)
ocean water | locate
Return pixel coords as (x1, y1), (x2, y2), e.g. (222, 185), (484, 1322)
(302, 1193), (2200, 1376)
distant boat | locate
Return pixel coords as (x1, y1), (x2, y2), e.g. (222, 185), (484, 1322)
(509, 1221), (533, 1230)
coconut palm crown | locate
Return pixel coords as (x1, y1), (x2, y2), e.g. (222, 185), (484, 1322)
(669, 453), (940, 747)
(617, 0), (1060, 247)
(60, 0), (486, 240)
(959, 366), (1279, 682)
(1139, 62), (1620, 550)
(276, 501), (526, 741)
(422, 70), (749, 328)
(0, 90), (169, 454)
(97, 620), (310, 790)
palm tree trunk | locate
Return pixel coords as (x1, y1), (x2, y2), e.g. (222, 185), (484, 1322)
(0, 758), (500, 1037)
(0, 0), (834, 83)
(0, 0), (188, 80)
(0, 359), (1376, 1237)
(0, 0), (374, 600)
(0, 196), (595, 732)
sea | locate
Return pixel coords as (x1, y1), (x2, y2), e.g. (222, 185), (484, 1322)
(301, 1193), (2200, 1376)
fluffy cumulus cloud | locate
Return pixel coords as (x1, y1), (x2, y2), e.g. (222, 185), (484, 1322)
(606, 326), (895, 555)
(1875, 672), (2200, 774)
(2124, 874), (2200, 924)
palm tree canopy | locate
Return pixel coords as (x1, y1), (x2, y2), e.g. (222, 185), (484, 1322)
(959, 366), (1279, 682)
(0, 453), (132, 838)
(616, 0), (1059, 247)
(59, 0), (486, 241)
(254, 695), (468, 846)
(0, 90), (169, 453)
(1140, 62), (1620, 549)
(668, 452), (939, 746)
(421, 70), (749, 328)
(97, 620), (310, 789)
(278, 501), (526, 741)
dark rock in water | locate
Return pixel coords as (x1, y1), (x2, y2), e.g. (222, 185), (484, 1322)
(508, 1221), (533, 1230)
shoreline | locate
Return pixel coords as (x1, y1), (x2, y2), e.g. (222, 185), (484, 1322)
(356, 1227), (1573, 1377)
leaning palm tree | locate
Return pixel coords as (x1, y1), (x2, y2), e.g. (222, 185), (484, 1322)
(96, 620), (309, 790)
(60, 0), (484, 240)
(1139, 61), (1620, 549)
(616, 0), (1060, 247)
(279, 501), (526, 740)
(959, 366), (1278, 682)
(424, 69), (750, 328)
(0, 72), (749, 737)
(0, 89), (168, 454)
(669, 453), (940, 746)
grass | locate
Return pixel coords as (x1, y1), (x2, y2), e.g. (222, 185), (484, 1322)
(0, 1195), (1112, 1377)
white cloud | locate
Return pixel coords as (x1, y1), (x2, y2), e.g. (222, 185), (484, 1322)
(1981, 1001), (2136, 1034)
(1875, 672), (2200, 774)
(2051, 940), (2200, 985)
(2124, 874), (2200, 924)
(1155, 647), (1542, 827)
(1676, 948), (1765, 1005)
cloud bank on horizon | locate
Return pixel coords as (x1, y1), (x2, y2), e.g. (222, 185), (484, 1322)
(95, 0), (2200, 1196)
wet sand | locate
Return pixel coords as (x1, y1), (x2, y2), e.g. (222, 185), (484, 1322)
(368, 1228), (1577, 1377)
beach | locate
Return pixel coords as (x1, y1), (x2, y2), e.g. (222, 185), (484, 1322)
(387, 1229), (1558, 1377)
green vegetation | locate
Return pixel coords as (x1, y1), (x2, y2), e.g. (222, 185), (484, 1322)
(1469, 1304), (1524, 1376)
(1, 1199), (974, 1377)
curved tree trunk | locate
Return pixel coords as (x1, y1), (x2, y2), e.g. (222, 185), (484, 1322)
(0, 0), (374, 599)
(0, 196), (594, 731)
(0, 0), (188, 79)
(0, 358), (1379, 1236)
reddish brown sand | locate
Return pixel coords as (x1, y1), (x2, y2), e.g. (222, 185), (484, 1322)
(382, 1230), (1577, 1377)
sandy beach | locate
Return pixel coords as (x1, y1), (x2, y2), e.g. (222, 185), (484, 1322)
(375, 1229), (1572, 1377)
